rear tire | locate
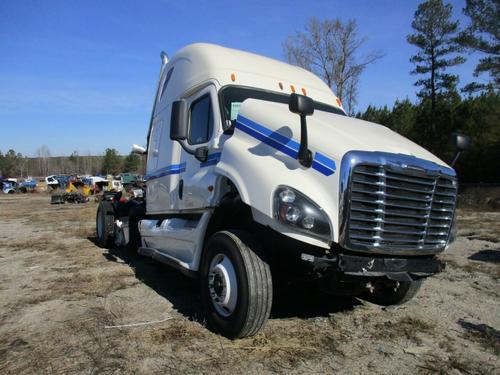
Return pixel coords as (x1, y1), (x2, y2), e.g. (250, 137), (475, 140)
(363, 279), (423, 306)
(200, 230), (272, 339)
(127, 204), (145, 252)
(96, 201), (114, 248)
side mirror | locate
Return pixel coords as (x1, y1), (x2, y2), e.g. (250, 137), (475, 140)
(131, 144), (146, 155)
(451, 133), (470, 151)
(289, 93), (314, 168)
(170, 99), (188, 141)
(450, 133), (470, 167)
(289, 93), (314, 116)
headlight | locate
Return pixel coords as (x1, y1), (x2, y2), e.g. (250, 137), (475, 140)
(273, 186), (332, 241)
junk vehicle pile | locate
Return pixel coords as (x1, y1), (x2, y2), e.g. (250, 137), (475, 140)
(48, 173), (142, 204)
(1, 173), (143, 206)
(0, 177), (38, 194)
(93, 43), (470, 339)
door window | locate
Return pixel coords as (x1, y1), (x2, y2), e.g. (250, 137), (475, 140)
(188, 95), (213, 145)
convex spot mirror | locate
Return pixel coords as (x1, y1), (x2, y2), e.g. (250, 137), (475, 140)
(451, 133), (470, 151)
(170, 99), (188, 141)
(289, 93), (314, 116)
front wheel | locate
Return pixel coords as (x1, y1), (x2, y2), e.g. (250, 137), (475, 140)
(200, 230), (272, 339)
(362, 279), (423, 306)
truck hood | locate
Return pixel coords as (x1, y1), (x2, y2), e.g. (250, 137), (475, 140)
(236, 99), (449, 168)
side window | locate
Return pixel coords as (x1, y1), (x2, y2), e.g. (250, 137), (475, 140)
(188, 95), (213, 145)
(158, 67), (174, 101)
(147, 120), (163, 170)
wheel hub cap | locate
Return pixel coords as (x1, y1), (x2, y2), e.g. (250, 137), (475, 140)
(208, 254), (238, 317)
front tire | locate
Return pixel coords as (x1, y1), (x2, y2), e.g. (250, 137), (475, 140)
(363, 279), (423, 306)
(200, 230), (272, 339)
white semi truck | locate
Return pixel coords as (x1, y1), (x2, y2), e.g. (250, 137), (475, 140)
(96, 43), (465, 339)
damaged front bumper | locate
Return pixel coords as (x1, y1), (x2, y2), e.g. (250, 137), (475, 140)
(301, 252), (445, 281)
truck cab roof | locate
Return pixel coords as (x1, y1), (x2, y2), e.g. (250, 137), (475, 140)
(158, 43), (342, 110)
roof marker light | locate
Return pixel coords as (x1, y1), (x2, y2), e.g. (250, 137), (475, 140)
(301, 88), (307, 96)
(336, 98), (342, 107)
(279, 82), (284, 90)
(231, 73), (236, 82)
(290, 85), (296, 93)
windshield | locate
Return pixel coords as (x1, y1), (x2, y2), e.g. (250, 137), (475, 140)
(219, 85), (345, 128)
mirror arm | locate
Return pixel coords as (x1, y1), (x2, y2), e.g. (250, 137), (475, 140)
(174, 141), (208, 162)
(450, 151), (461, 168)
(298, 115), (312, 167)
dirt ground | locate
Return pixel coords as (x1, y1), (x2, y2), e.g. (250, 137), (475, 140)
(0, 194), (498, 374)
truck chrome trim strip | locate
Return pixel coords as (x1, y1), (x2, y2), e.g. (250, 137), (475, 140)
(339, 151), (457, 256)
(145, 162), (187, 181)
(236, 115), (336, 176)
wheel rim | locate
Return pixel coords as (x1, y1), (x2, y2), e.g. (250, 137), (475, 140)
(208, 253), (238, 317)
(97, 209), (103, 239)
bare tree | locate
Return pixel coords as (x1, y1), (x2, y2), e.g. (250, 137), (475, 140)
(36, 145), (52, 176)
(283, 17), (383, 114)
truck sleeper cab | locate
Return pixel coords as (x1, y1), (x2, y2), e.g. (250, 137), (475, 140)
(96, 43), (459, 339)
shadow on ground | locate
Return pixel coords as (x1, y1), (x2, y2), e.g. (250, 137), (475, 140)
(468, 249), (500, 263)
(88, 237), (360, 324)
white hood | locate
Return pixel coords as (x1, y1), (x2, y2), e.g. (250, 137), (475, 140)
(216, 99), (452, 248)
(237, 99), (449, 168)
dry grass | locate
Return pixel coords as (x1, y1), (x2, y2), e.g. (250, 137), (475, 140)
(2, 193), (500, 374)
(49, 267), (137, 299)
(419, 353), (496, 375)
(9, 236), (57, 251)
(446, 258), (500, 280)
(373, 316), (436, 345)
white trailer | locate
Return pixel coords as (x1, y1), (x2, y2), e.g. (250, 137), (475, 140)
(96, 43), (464, 338)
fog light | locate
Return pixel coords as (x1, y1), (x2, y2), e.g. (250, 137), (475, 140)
(301, 215), (315, 229)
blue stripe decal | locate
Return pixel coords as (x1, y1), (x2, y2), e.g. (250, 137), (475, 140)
(200, 152), (222, 168)
(236, 115), (300, 159)
(312, 151), (336, 176)
(145, 162), (186, 181)
(235, 115), (336, 176)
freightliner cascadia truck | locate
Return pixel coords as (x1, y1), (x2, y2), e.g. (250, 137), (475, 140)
(96, 43), (466, 339)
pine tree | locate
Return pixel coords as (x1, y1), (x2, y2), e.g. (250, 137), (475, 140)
(101, 148), (122, 175)
(459, 0), (500, 92)
(407, 0), (465, 122)
(123, 153), (141, 173)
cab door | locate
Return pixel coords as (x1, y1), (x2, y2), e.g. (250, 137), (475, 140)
(172, 84), (222, 210)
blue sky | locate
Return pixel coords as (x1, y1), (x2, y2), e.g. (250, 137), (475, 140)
(0, 0), (481, 156)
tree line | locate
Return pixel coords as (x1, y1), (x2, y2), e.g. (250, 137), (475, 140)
(283, 0), (499, 183)
(0, 148), (144, 179)
(2, 1), (497, 183)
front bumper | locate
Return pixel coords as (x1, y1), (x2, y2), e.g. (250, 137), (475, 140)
(301, 252), (444, 281)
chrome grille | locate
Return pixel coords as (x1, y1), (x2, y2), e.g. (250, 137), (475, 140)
(346, 163), (457, 252)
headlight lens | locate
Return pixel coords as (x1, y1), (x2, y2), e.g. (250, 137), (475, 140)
(274, 186), (331, 241)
